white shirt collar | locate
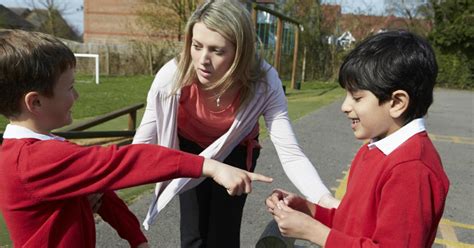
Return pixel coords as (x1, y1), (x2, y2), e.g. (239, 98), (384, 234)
(368, 118), (426, 155)
(2, 124), (65, 141)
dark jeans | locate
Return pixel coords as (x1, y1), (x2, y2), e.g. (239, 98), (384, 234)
(178, 135), (260, 248)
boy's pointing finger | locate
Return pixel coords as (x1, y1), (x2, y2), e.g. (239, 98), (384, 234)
(248, 172), (273, 183)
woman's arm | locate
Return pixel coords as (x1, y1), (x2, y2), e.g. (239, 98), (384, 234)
(262, 66), (337, 208)
(133, 58), (179, 145)
(132, 88), (158, 144)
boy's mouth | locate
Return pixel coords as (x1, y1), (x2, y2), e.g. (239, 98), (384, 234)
(350, 118), (360, 129)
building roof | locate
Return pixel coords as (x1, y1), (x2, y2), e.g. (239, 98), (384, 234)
(9, 7), (31, 17)
(0, 5), (79, 41)
(321, 4), (432, 40)
(0, 4), (34, 30)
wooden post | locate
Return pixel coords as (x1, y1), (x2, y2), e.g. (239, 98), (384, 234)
(251, 5), (258, 30)
(105, 44), (110, 76)
(128, 110), (137, 130)
(148, 44), (153, 76)
(301, 46), (307, 84)
(274, 17), (283, 72)
(290, 24), (299, 90)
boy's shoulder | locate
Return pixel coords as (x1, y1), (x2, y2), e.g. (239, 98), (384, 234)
(385, 132), (448, 184)
(1, 138), (81, 160)
(389, 131), (438, 163)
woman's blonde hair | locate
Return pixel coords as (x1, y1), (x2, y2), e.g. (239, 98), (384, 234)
(172, 0), (265, 106)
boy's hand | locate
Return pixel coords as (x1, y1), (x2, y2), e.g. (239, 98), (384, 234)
(202, 158), (273, 196)
(272, 201), (329, 246)
(87, 193), (103, 213)
(266, 189), (312, 216)
(137, 242), (149, 248)
(266, 188), (289, 211)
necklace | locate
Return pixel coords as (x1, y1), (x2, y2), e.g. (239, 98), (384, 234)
(216, 95), (221, 107)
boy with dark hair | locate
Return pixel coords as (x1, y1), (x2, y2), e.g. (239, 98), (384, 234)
(265, 30), (449, 247)
(0, 29), (272, 248)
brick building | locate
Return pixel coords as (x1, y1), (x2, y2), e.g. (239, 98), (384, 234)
(84, 0), (149, 43)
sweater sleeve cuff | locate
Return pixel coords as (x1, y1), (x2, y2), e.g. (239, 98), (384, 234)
(176, 152), (205, 178)
(314, 204), (335, 227)
(325, 228), (354, 248)
(129, 236), (148, 248)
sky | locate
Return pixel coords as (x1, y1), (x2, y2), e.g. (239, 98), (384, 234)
(321, 0), (386, 16)
(2, 0), (84, 34)
(1, 0), (385, 35)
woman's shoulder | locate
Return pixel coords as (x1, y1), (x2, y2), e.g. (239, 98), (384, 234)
(257, 60), (283, 92)
(149, 58), (179, 92)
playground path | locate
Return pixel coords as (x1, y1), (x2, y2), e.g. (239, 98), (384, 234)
(96, 88), (474, 248)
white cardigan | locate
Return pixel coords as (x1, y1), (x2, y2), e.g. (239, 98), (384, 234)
(133, 59), (330, 229)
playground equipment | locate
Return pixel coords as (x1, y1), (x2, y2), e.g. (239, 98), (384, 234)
(251, 4), (301, 89)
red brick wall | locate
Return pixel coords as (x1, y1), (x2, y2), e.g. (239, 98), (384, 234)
(84, 0), (177, 43)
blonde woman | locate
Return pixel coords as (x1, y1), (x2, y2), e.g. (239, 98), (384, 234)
(133, 1), (338, 247)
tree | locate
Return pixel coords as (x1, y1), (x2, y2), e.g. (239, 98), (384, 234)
(23, 0), (80, 40)
(429, 0), (473, 56)
(429, 0), (473, 87)
(385, 0), (434, 36)
(279, 0), (330, 80)
(137, 0), (203, 41)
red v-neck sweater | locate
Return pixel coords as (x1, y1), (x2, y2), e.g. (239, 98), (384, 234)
(315, 132), (449, 247)
(0, 138), (203, 247)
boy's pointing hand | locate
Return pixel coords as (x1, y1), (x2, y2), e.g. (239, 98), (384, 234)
(202, 158), (273, 196)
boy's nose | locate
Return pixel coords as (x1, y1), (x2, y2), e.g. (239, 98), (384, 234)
(73, 88), (79, 100)
(341, 93), (351, 113)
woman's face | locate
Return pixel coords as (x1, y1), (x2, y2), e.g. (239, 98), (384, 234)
(190, 22), (236, 86)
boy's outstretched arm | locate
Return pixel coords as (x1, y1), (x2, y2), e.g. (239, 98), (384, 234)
(202, 158), (273, 196)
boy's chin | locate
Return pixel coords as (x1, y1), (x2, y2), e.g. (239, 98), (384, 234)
(53, 119), (72, 130)
(353, 132), (370, 141)
(64, 119), (73, 127)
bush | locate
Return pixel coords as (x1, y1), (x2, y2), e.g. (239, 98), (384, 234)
(435, 49), (473, 89)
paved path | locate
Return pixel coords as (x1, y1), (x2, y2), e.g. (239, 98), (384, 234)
(96, 88), (473, 248)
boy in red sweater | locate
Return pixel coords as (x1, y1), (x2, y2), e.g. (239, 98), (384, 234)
(0, 29), (272, 247)
(266, 30), (449, 247)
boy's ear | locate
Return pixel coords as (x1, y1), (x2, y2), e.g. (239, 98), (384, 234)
(24, 92), (42, 114)
(389, 90), (409, 119)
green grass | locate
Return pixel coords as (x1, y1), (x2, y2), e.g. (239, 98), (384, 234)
(0, 217), (9, 247)
(285, 80), (343, 121)
(258, 80), (344, 138)
(0, 78), (344, 246)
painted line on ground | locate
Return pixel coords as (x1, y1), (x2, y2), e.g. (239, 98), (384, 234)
(441, 219), (474, 230)
(430, 134), (474, 145)
(434, 238), (474, 248)
(439, 222), (459, 248)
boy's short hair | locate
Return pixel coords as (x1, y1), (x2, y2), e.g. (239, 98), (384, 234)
(0, 29), (76, 118)
(338, 30), (438, 122)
